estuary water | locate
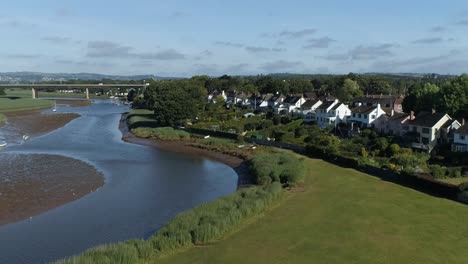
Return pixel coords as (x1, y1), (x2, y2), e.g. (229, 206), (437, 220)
(0, 100), (238, 263)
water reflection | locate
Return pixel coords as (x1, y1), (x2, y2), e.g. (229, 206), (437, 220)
(0, 99), (237, 264)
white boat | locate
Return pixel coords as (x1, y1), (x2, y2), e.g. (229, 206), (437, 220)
(0, 141), (7, 147)
(52, 101), (57, 112)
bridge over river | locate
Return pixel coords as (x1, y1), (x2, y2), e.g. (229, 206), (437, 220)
(0, 83), (149, 99)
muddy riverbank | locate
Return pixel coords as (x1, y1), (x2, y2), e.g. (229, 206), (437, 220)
(119, 114), (253, 188)
(0, 153), (104, 226)
(2, 110), (80, 138)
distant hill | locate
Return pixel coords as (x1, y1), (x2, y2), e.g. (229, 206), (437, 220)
(0, 72), (176, 83)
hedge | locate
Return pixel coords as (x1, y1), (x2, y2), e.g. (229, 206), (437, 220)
(56, 183), (283, 264)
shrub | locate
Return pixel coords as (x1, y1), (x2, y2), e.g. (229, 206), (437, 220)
(388, 143), (401, 156)
(250, 152), (305, 187)
(131, 127), (190, 140)
(430, 165), (448, 179)
(448, 167), (462, 178)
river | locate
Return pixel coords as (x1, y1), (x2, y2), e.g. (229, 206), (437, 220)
(0, 99), (238, 263)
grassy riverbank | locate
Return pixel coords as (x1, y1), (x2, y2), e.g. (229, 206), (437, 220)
(58, 108), (468, 264)
(159, 156), (468, 264)
(0, 97), (53, 112)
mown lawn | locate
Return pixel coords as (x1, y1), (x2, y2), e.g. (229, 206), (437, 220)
(127, 109), (158, 128)
(158, 157), (468, 264)
(0, 97), (53, 112)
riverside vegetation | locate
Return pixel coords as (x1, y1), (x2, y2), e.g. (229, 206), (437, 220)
(57, 109), (305, 263)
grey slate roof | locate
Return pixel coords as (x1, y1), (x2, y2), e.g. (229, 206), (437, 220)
(317, 100), (336, 110)
(351, 105), (376, 114)
(408, 112), (448, 128)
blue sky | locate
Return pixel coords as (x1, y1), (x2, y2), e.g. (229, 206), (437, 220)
(1, 0), (468, 76)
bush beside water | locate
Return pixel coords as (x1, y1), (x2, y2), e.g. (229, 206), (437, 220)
(56, 183), (283, 264)
(131, 127), (190, 140)
(250, 152), (306, 187)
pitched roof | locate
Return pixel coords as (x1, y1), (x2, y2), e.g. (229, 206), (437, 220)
(301, 99), (321, 109)
(317, 100), (336, 110)
(331, 103), (345, 110)
(351, 96), (398, 107)
(269, 94), (285, 102)
(284, 96), (302, 104)
(388, 113), (409, 122)
(408, 112), (449, 127)
(351, 105), (376, 114)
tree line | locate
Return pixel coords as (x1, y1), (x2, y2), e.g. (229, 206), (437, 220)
(138, 73), (467, 126)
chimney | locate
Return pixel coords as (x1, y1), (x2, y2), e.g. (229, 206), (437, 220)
(410, 111), (415, 120)
(391, 109), (395, 117)
(432, 108), (436, 114)
(462, 118), (466, 126)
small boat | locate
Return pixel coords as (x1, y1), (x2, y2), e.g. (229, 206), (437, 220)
(52, 101), (57, 112)
(0, 141), (7, 147)
(23, 135), (29, 141)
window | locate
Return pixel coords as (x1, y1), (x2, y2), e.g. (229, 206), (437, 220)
(461, 135), (466, 140)
(364, 115), (368, 119)
(358, 114), (362, 118)
(412, 127), (417, 132)
(422, 128), (430, 134)
(371, 115), (376, 119)
(353, 113), (356, 117)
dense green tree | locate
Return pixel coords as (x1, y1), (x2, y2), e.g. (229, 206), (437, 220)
(334, 78), (363, 102)
(438, 74), (468, 117)
(146, 80), (207, 126)
(0, 88), (5, 96)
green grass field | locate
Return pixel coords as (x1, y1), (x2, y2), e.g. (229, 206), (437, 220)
(158, 156), (468, 264)
(0, 97), (53, 112)
(127, 109), (158, 128)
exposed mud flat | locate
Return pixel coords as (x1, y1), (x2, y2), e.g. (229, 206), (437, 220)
(3, 110), (80, 138)
(0, 153), (104, 226)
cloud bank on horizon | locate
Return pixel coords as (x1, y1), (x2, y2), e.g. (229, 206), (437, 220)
(1, 0), (468, 76)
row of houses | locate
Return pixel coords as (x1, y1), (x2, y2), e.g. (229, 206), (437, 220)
(207, 90), (468, 153)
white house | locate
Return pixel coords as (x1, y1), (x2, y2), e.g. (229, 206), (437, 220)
(268, 94), (285, 109)
(407, 112), (453, 152)
(453, 123), (468, 152)
(316, 99), (351, 128)
(298, 99), (322, 122)
(276, 95), (305, 114)
(256, 93), (274, 109)
(348, 104), (387, 129)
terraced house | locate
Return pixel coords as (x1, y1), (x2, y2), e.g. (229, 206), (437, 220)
(316, 99), (351, 128)
(407, 111), (459, 152)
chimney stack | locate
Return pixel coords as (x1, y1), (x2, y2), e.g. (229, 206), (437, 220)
(391, 109), (395, 117)
(463, 118), (466, 126)
(410, 111), (415, 120)
(432, 108), (436, 114)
